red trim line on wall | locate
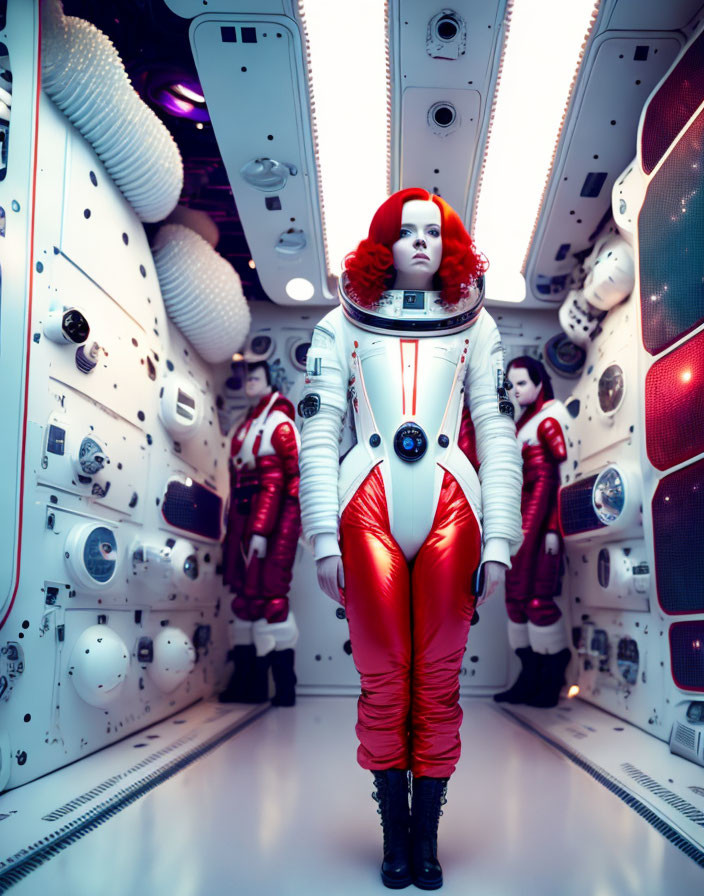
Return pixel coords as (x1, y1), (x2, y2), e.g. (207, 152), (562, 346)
(0, 7), (41, 632)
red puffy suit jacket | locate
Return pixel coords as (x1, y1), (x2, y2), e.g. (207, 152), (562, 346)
(221, 393), (301, 624)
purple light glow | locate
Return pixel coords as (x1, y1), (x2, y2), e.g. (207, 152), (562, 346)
(158, 92), (194, 114)
(143, 70), (210, 122)
(172, 83), (206, 104)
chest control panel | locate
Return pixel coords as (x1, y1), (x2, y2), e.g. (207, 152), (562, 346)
(394, 422), (428, 463)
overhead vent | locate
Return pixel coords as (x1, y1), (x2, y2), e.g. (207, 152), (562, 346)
(580, 172), (607, 197)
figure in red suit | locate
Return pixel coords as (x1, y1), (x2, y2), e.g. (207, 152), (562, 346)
(494, 356), (572, 708)
(298, 190), (523, 889)
(220, 360), (301, 707)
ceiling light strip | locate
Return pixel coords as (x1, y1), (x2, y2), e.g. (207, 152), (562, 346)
(384, 0), (392, 198)
(521, 0), (601, 273)
(297, 0), (390, 279)
(473, 0), (601, 302)
(295, 0), (330, 281)
(470, 0), (514, 231)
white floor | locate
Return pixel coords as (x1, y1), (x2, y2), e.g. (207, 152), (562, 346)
(6, 697), (704, 896)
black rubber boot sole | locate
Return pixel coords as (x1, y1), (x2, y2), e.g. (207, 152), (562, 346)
(412, 868), (443, 890)
(381, 868), (412, 889)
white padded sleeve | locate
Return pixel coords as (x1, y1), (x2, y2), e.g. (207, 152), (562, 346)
(298, 307), (349, 556)
(465, 310), (523, 563)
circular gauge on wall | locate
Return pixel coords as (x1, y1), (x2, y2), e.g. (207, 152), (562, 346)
(597, 364), (625, 414)
(592, 467), (626, 525)
(246, 332), (275, 361)
(544, 332), (587, 377)
(289, 337), (312, 372)
(65, 523), (120, 590)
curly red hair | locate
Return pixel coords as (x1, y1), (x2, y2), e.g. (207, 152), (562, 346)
(343, 188), (487, 307)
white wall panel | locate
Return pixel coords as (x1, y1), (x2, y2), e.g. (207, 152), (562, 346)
(58, 126), (168, 329)
(0, 12), (232, 791)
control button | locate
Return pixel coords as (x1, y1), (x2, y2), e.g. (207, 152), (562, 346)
(438, 434), (449, 448)
(393, 422), (428, 463)
(369, 434), (381, 448)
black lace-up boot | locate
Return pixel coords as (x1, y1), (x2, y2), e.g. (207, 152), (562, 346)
(493, 646), (543, 704)
(371, 769), (412, 889)
(218, 644), (256, 703)
(270, 648), (297, 707)
(410, 776), (448, 890)
(525, 647), (571, 708)
(218, 645), (270, 703)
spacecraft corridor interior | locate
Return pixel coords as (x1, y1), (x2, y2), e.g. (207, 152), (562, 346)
(1, 0), (704, 893)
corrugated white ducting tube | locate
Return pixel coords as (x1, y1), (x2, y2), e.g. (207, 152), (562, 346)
(41, 0), (183, 222)
(152, 224), (251, 363)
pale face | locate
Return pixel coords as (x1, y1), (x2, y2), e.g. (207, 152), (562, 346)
(245, 366), (271, 400)
(391, 200), (442, 290)
(507, 366), (542, 408)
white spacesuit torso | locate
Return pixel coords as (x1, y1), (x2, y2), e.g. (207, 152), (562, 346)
(515, 399), (566, 447)
(339, 314), (481, 559)
(298, 282), (523, 566)
(232, 393), (300, 470)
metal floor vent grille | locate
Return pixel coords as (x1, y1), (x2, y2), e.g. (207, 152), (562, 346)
(502, 708), (704, 869)
(41, 731), (198, 821)
(0, 706), (268, 891)
(674, 722), (699, 752)
(621, 763), (704, 826)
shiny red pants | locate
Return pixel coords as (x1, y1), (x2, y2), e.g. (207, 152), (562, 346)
(340, 465), (481, 778)
(504, 466), (562, 627)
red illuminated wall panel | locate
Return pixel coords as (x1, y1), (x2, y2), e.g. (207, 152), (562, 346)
(645, 328), (704, 470)
(669, 621), (704, 692)
(641, 30), (704, 175)
(639, 109), (704, 356)
(652, 458), (704, 614)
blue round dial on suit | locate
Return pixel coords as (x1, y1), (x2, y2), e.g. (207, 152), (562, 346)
(394, 423), (428, 463)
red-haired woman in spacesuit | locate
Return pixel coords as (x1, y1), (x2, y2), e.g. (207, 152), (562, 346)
(298, 189), (523, 889)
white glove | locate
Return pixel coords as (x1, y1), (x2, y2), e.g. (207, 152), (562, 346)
(544, 532), (560, 555)
(477, 560), (506, 606)
(316, 555), (345, 605)
(247, 533), (268, 565)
